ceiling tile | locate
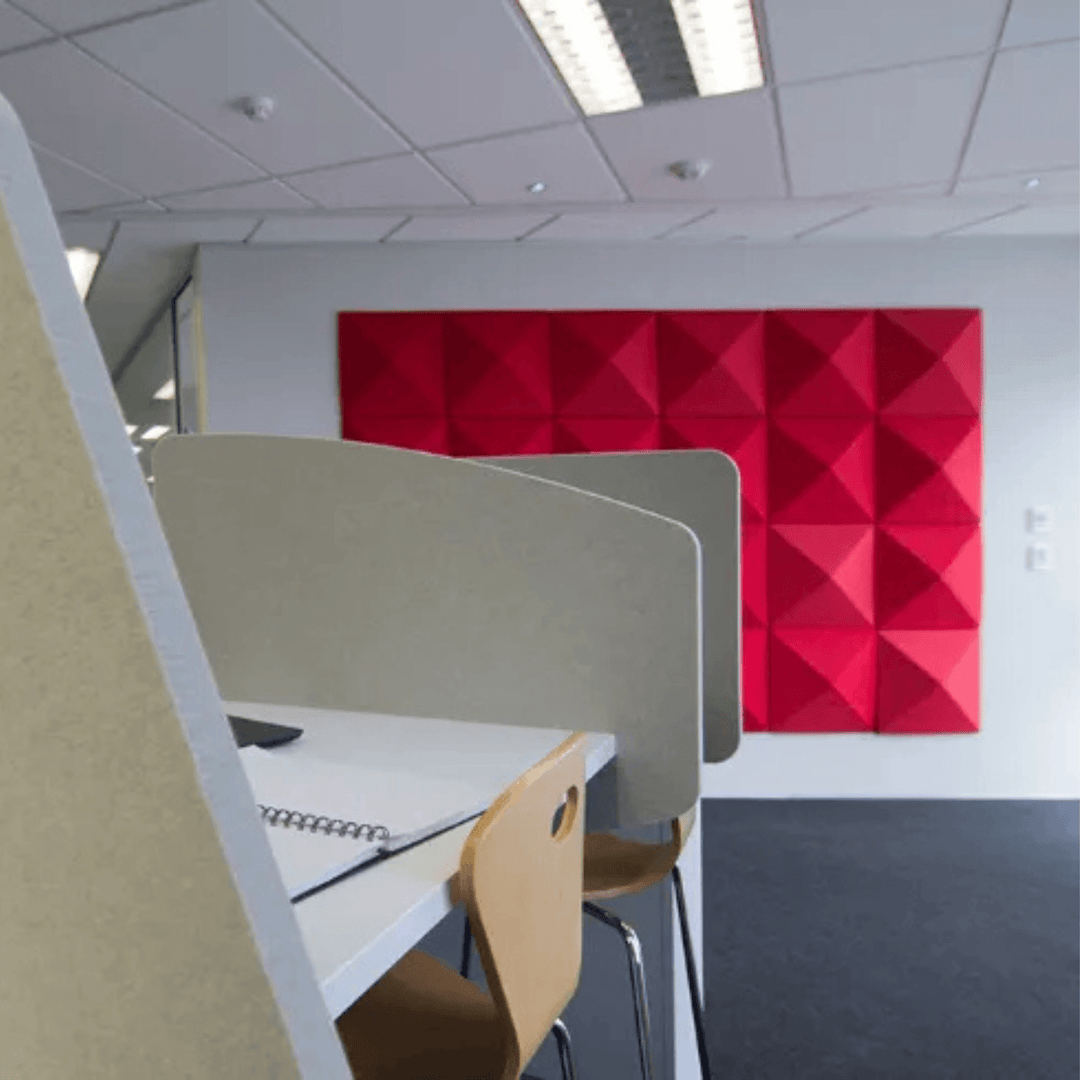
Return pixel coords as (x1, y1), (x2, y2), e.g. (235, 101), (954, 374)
(526, 209), (706, 240)
(428, 125), (625, 205)
(588, 91), (786, 201)
(666, 199), (863, 240)
(13, 0), (179, 33)
(799, 197), (1027, 239)
(945, 198), (1078, 234)
(0, 2), (53, 50)
(283, 154), (468, 209)
(762, 0), (1008, 84)
(157, 179), (314, 211)
(960, 40), (1079, 179)
(77, 0), (407, 175)
(0, 40), (262, 195)
(389, 213), (552, 241)
(1000, 0), (1079, 47)
(59, 219), (115, 250)
(249, 216), (405, 243)
(32, 142), (139, 212)
(780, 57), (985, 196)
(954, 166), (1079, 196)
(260, 0), (575, 147)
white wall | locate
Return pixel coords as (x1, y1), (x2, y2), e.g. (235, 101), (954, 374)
(195, 238), (1080, 799)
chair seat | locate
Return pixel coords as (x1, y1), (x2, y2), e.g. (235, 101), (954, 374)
(336, 949), (507, 1080)
(582, 831), (679, 900)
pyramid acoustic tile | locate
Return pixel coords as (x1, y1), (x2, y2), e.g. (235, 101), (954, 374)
(877, 629), (979, 733)
(338, 312), (445, 416)
(341, 416), (450, 455)
(449, 417), (555, 457)
(338, 307), (983, 735)
(768, 525), (874, 627)
(877, 309), (981, 416)
(445, 311), (551, 416)
(876, 524), (981, 629)
(766, 310), (876, 416)
(551, 312), (658, 416)
(553, 417), (662, 453)
(741, 523), (767, 630)
(769, 419), (875, 524)
(770, 628), (876, 731)
(742, 627), (768, 731)
(657, 312), (765, 416)
(661, 417), (768, 523)
(877, 417), (981, 524)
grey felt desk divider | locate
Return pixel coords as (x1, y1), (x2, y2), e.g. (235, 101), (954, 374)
(0, 94), (351, 1077)
(478, 450), (740, 764)
(153, 434), (703, 827)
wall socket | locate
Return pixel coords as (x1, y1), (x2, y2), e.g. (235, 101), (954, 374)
(1026, 506), (1053, 533)
(1026, 543), (1053, 571)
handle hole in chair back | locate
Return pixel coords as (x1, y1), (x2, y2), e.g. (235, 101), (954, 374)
(550, 786), (578, 839)
(459, 733), (586, 1080)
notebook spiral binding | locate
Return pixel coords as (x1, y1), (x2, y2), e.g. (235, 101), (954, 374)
(257, 803), (390, 841)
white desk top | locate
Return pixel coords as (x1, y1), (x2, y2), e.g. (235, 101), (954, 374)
(228, 702), (617, 1018)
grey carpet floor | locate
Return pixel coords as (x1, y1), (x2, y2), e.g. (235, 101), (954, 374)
(701, 800), (1079, 1080)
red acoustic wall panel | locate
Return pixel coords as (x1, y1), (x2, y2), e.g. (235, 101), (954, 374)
(339, 307), (983, 734)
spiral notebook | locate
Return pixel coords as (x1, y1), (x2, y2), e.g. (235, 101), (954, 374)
(239, 746), (487, 901)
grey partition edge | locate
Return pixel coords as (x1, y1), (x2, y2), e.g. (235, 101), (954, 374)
(0, 97), (351, 1075)
(479, 450), (741, 763)
(153, 434), (703, 829)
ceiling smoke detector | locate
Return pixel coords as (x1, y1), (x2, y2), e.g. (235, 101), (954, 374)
(668, 159), (712, 181)
(236, 95), (276, 122)
(526, 180), (548, 194)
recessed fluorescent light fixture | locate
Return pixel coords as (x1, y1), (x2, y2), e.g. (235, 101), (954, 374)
(65, 247), (100, 300)
(125, 423), (138, 435)
(518, 0), (642, 115)
(518, 0), (762, 115)
(153, 378), (175, 401)
(669, 0), (763, 96)
(140, 424), (170, 441)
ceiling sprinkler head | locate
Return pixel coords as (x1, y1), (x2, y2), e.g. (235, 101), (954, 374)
(237, 95), (276, 122)
(669, 159), (712, 181)
(526, 180), (547, 194)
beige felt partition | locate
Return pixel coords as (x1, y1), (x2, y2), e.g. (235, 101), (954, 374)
(478, 451), (740, 763)
(153, 435), (702, 826)
(0, 95), (351, 1077)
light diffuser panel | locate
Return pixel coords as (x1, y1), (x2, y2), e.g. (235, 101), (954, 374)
(669, 0), (763, 96)
(518, 0), (643, 115)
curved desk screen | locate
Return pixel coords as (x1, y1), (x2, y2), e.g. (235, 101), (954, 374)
(154, 435), (702, 828)
(0, 95), (347, 1077)
(479, 451), (740, 764)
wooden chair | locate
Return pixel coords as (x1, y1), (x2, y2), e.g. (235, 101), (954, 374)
(336, 733), (587, 1080)
(462, 805), (711, 1080)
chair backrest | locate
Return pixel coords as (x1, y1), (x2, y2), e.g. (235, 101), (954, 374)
(459, 733), (587, 1080)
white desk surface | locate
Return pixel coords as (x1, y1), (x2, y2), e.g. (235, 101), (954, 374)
(227, 702), (618, 1018)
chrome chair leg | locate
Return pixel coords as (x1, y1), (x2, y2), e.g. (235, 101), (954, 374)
(671, 864), (713, 1079)
(583, 900), (655, 1080)
(460, 913), (472, 979)
(551, 1017), (578, 1080)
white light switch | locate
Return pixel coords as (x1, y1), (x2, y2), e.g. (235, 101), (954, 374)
(1026, 506), (1053, 533)
(1026, 543), (1052, 571)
